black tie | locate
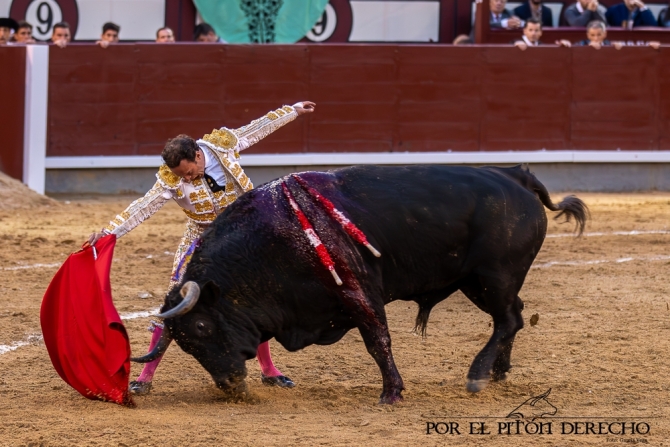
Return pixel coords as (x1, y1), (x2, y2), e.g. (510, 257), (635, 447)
(203, 173), (225, 193)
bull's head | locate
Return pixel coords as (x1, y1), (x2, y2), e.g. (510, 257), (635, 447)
(131, 280), (260, 396)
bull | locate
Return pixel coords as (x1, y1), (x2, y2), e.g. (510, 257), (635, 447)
(132, 165), (588, 404)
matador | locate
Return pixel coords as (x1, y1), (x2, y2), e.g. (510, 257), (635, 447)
(88, 101), (316, 395)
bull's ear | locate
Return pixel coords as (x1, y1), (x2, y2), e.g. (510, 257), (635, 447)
(200, 280), (220, 307)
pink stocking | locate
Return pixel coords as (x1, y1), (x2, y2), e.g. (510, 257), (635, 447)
(256, 341), (283, 377)
(136, 325), (165, 383)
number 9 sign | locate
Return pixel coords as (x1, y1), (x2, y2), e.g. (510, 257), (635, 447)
(10, 0), (79, 41)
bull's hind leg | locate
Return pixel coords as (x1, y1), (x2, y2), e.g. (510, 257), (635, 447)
(490, 295), (524, 381)
(460, 279), (524, 393)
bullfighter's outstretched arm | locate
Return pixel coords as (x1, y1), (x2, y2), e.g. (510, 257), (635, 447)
(199, 102), (314, 155)
(232, 103), (300, 151)
(102, 166), (177, 238)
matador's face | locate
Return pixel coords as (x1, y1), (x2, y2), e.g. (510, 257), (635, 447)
(170, 149), (206, 183)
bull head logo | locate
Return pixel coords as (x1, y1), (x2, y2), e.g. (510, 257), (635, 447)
(506, 388), (558, 420)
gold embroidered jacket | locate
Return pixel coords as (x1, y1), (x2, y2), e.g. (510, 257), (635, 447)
(102, 105), (298, 284)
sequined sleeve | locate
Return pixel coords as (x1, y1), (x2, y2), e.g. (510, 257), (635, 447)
(103, 180), (172, 239)
(198, 104), (299, 157)
(233, 105), (298, 151)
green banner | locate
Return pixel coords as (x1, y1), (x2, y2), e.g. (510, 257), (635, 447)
(193, 0), (329, 43)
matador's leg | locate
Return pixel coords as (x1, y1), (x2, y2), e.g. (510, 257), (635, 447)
(130, 221), (202, 395)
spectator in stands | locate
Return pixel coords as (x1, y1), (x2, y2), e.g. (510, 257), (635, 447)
(491, 0), (523, 29)
(97, 22), (120, 48)
(606, 0), (656, 27)
(0, 17), (18, 45)
(658, 5), (670, 26)
(156, 27), (175, 43)
(51, 22), (71, 48)
(514, 18), (544, 47)
(564, 0), (607, 26)
(12, 21), (35, 43)
(514, 18), (571, 49)
(194, 23), (227, 43)
(574, 20), (624, 48)
(514, 0), (553, 27)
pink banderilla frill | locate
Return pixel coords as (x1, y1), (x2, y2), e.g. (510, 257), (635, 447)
(292, 174), (382, 258)
(281, 182), (343, 286)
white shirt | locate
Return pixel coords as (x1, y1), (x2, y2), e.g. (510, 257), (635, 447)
(200, 145), (227, 186)
(491, 12), (511, 28)
(522, 35), (539, 46)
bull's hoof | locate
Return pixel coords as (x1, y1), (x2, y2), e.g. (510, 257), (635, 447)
(378, 390), (404, 405)
(466, 379), (489, 393)
(129, 380), (152, 395)
(491, 371), (508, 382)
(261, 374), (295, 388)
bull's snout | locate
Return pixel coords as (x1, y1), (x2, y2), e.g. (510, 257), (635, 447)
(212, 370), (247, 392)
(214, 371), (248, 396)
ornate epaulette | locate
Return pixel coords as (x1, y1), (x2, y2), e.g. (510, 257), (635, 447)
(157, 164), (182, 189)
(203, 128), (238, 150)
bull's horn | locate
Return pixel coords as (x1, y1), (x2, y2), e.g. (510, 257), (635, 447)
(156, 281), (201, 319)
(130, 326), (172, 363)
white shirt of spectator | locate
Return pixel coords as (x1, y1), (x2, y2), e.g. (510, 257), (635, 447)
(522, 35), (539, 46)
(491, 12), (510, 28)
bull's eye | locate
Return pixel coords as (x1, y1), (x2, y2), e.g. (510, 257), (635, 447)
(194, 320), (213, 337)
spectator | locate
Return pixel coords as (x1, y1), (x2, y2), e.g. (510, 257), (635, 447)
(156, 27), (175, 43)
(491, 0), (523, 29)
(658, 4), (670, 26)
(605, 0), (656, 27)
(0, 17), (18, 45)
(97, 22), (120, 48)
(564, 0), (607, 26)
(51, 22), (71, 48)
(514, 18), (544, 48)
(194, 23), (227, 43)
(514, 0), (553, 27)
(514, 18), (571, 49)
(574, 20), (624, 48)
(12, 21), (35, 43)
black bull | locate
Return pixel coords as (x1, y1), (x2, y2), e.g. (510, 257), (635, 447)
(133, 165), (588, 404)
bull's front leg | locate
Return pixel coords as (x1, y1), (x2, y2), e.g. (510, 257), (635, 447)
(338, 279), (403, 403)
(358, 323), (405, 404)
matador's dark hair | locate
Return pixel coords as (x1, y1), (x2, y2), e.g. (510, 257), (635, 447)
(162, 134), (199, 168)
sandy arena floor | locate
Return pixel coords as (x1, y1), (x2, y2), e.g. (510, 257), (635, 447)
(0, 192), (668, 446)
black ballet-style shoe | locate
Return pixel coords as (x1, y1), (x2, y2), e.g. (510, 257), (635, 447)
(129, 380), (152, 395)
(261, 374), (295, 388)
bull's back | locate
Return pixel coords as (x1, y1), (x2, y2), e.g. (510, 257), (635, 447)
(294, 165), (547, 296)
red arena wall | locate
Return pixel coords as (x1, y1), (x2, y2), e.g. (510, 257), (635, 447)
(0, 47), (26, 180)
(47, 44), (670, 158)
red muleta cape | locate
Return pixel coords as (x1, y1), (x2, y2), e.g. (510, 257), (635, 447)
(41, 235), (134, 406)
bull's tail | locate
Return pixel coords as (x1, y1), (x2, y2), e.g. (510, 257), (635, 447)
(524, 168), (590, 236)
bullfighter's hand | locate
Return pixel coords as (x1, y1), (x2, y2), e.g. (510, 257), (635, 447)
(53, 39), (68, 48)
(96, 40), (110, 49)
(514, 41), (528, 51)
(295, 101), (316, 116)
(87, 231), (105, 246)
